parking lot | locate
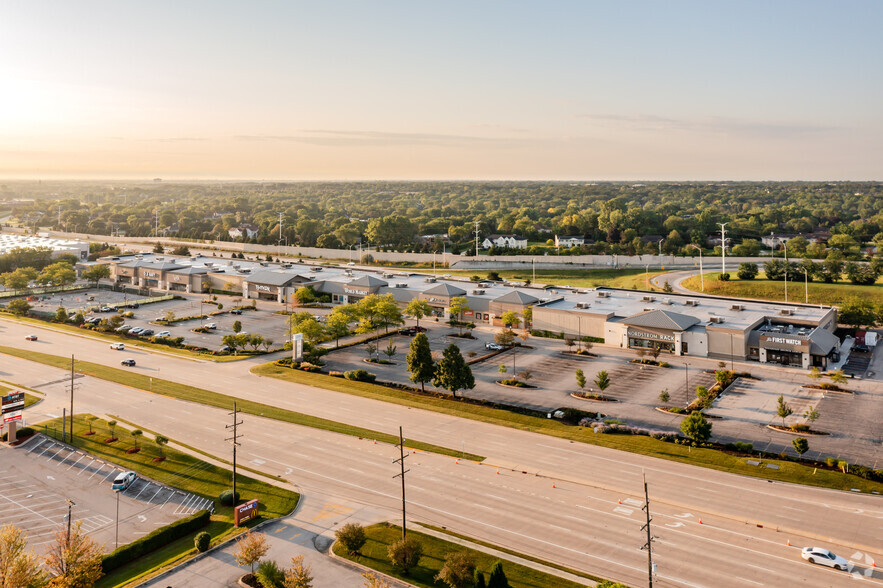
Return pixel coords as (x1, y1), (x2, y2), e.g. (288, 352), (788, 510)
(0, 435), (211, 553)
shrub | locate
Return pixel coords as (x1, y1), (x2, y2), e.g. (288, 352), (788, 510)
(825, 457), (836, 467)
(790, 423), (810, 432)
(255, 560), (285, 588)
(718, 272), (730, 281)
(659, 361), (670, 368)
(195, 531), (211, 552)
(388, 536), (423, 575)
(344, 369), (376, 383)
(219, 489), (240, 506)
(335, 522), (367, 555)
(102, 509), (210, 572)
(1, 426), (35, 441)
(733, 442), (754, 453)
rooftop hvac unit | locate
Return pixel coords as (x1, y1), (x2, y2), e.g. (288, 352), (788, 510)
(472, 289), (485, 295)
(425, 277), (437, 283)
(685, 300), (698, 306)
(643, 307), (654, 312)
(344, 270), (353, 276)
(597, 291), (610, 298)
(156, 257), (164, 261)
(575, 302), (590, 309)
(662, 298), (672, 305)
(395, 283), (408, 288)
(641, 295), (655, 302)
(709, 316), (725, 323)
(780, 309), (793, 316)
(310, 267), (323, 272)
(730, 304), (744, 311)
(382, 272), (394, 278)
(241, 269), (251, 274)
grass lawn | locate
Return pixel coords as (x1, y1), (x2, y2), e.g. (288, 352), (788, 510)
(33, 414), (299, 588)
(254, 364), (883, 494)
(0, 345), (476, 461)
(681, 272), (883, 306)
(0, 382), (41, 408)
(332, 523), (591, 588)
(396, 267), (666, 290)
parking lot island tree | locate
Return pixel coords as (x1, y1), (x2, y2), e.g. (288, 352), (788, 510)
(593, 370), (611, 393)
(335, 522), (367, 556)
(448, 296), (470, 335)
(406, 333), (435, 393)
(283, 554), (314, 588)
(776, 394), (793, 427)
(405, 298), (434, 330)
(234, 530), (269, 574)
(232, 320), (242, 334)
(288, 312), (326, 346)
(575, 368), (586, 393)
(325, 308), (352, 347)
(0, 524), (47, 587)
(45, 521), (102, 587)
(387, 536), (423, 576)
(680, 410), (713, 443)
(792, 437), (809, 456)
(433, 344), (475, 398)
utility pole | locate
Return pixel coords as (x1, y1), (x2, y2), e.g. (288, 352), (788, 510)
(783, 241), (789, 304)
(65, 356), (77, 444)
(473, 220), (480, 257)
(115, 490), (121, 549)
(393, 426), (410, 540)
(718, 222), (729, 276)
(278, 212), (283, 242)
(640, 472), (655, 588)
(66, 498), (76, 555)
(225, 403), (243, 506)
(155, 210), (159, 238)
(684, 362), (689, 397)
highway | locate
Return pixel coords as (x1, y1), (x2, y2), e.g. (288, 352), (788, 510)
(2, 317), (881, 587)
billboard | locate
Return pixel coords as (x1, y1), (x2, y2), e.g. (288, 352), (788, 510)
(234, 499), (259, 526)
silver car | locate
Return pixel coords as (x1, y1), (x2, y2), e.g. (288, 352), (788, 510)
(801, 547), (848, 570)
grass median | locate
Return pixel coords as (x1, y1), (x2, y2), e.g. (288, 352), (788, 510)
(34, 414), (299, 588)
(332, 523), (591, 588)
(254, 363), (883, 494)
(0, 345), (480, 461)
(680, 272), (883, 306)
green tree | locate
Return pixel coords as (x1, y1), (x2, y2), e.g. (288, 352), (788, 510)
(680, 411), (712, 443)
(494, 328), (516, 347)
(808, 366), (822, 382)
(593, 370), (611, 392)
(325, 309), (351, 347)
(288, 313), (325, 345)
(487, 561), (510, 588)
(406, 333), (435, 393)
(256, 560), (285, 588)
(44, 521), (102, 588)
(130, 429), (143, 449)
(737, 262), (758, 280)
(335, 523), (367, 556)
(37, 261), (76, 287)
(55, 307), (68, 322)
(803, 405), (820, 424)
(500, 311), (519, 328)
(8, 299), (31, 316)
(575, 369), (586, 392)
(194, 531), (211, 553)
(792, 437), (809, 456)
(294, 286), (316, 306)
(776, 394), (793, 427)
(1, 267), (38, 292)
(107, 420), (117, 439)
(474, 570), (487, 588)
(435, 551), (475, 588)
(448, 296), (470, 335)
(81, 264), (110, 287)
(154, 435), (169, 458)
(405, 298), (433, 329)
(387, 536), (422, 575)
(234, 530), (269, 574)
(383, 339), (397, 361)
(283, 555), (313, 588)
(433, 344), (475, 397)
(0, 524), (47, 588)
(839, 299), (878, 328)
(829, 369), (847, 385)
(658, 388), (670, 403)
(232, 320), (242, 333)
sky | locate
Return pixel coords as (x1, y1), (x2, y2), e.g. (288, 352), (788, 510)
(1, 1), (881, 181)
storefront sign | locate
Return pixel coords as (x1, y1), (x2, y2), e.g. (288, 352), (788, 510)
(144, 271), (158, 277)
(344, 288), (368, 296)
(234, 499), (259, 526)
(463, 311), (474, 317)
(255, 285), (272, 292)
(627, 328), (675, 342)
(760, 334), (809, 352)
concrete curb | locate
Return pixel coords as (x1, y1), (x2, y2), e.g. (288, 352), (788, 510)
(327, 541), (418, 588)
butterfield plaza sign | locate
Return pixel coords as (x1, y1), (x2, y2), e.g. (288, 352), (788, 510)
(234, 499), (259, 526)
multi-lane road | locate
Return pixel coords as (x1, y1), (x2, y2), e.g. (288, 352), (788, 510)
(1, 316), (881, 587)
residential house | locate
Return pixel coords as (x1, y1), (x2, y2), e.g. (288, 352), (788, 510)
(554, 235), (585, 248)
(228, 224), (260, 239)
(481, 234), (528, 250)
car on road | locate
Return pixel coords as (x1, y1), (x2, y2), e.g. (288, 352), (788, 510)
(111, 471), (137, 491)
(120, 358), (136, 367)
(852, 344), (870, 353)
(129, 327), (144, 335)
(204, 323), (217, 329)
(24, 334), (38, 341)
(156, 331), (171, 338)
(230, 309), (243, 315)
(485, 342), (504, 350)
(110, 343), (125, 350)
(801, 547), (848, 570)
(140, 329), (155, 337)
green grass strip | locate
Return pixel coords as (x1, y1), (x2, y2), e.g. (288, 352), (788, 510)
(333, 523), (592, 588)
(0, 345), (480, 461)
(254, 364), (883, 494)
(415, 522), (605, 584)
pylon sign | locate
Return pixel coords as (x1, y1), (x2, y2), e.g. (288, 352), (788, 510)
(2, 392), (24, 423)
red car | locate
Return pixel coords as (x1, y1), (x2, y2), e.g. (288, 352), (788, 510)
(25, 334), (38, 341)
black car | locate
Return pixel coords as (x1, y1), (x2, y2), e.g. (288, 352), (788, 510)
(121, 359), (136, 367)
(231, 309), (243, 315)
(140, 329), (155, 337)
(852, 344), (870, 353)
(398, 327), (416, 336)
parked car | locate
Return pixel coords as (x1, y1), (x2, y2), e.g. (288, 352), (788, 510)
(128, 303), (140, 309)
(111, 471), (137, 490)
(485, 342), (504, 350)
(801, 547), (848, 570)
(85, 317), (101, 324)
(110, 343), (125, 350)
(129, 327), (144, 335)
(204, 323), (217, 329)
(852, 344), (870, 353)
(218, 345), (232, 352)
(116, 325), (132, 333)
(156, 331), (171, 338)
(120, 358), (136, 367)
(25, 334), (38, 341)
(231, 309), (243, 315)
(99, 306), (113, 312)
(139, 329), (155, 337)
(413, 326), (428, 332)
(398, 327), (416, 336)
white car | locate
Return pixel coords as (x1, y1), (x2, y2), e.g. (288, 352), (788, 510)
(110, 343), (125, 350)
(156, 331), (171, 338)
(112, 471), (137, 491)
(801, 547), (848, 570)
(204, 323), (217, 329)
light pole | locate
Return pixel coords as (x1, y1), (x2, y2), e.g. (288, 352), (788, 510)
(687, 244), (704, 292)
(66, 499), (76, 546)
(802, 267), (809, 304)
(684, 362), (689, 397)
(718, 223), (729, 276)
(783, 241), (788, 303)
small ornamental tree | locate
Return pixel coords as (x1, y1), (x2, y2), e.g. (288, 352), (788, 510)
(107, 420), (117, 439)
(234, 530), (269, 574)
(55, 307), (68, 323)
(829, 369), (847, 385)
(803, 405), (820, 424)
(808, 366), (822, 382)
(130, 429), (143, 448)
(154, 435), (169, 458)
(792, 437), (809, 456)
(335, 523), (367, 556)
(282, 555), (313, 588)
(84, 416), (97, 434)
(363, 572), (391, 588)
(406, 333), (435, 393)
(383, 340), (396, 361)
(8, 299), (31, 316)
(680, 411), (712, 443)
(433, 344), (475, 397)
(658, 388), (670, 403)
(435, 551), (475, 588)
(232, 320), (242, 334)
(593, 370), (610, 392)
(776, 394), (793, 427)
(575, 369), (586, 392)
(405, 298), (433, 329)
(487, 561), (511, 588)
(0, 524), (46, 588)
(387, 536), (422, 575)
(494, 329), (516, 347)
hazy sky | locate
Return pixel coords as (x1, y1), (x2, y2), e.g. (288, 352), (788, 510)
(1, 1), (881, 180)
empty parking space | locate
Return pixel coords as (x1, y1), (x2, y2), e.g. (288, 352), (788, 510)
(0, 435), (212, 553)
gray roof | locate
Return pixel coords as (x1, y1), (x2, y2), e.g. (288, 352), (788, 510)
(622, 309), (700, 331)
(168, 266), (210, 275)
(423, 282), (467, 297)
(244, 270), (301, 286)
(809, 328), (840, 355)
(493, 290), (539, 305)
(349, 275), (388, 288)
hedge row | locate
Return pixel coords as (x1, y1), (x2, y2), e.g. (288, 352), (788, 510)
(101, 509), (211, 573)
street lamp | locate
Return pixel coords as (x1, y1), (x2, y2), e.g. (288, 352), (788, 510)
(802, 267), (809, 304)
(66, 499), (76, 546)
(783, 241), (789, 303)
(687, 244), (704, 292)
(114, 489), (121, 549)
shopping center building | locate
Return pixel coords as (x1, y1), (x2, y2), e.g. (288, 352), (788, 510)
(99, 253), (840, 369)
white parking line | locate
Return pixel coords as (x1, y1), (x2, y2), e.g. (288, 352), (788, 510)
(37, 442), (56, 457)
(133, 482), (151, 500)
(28, 439), (47, 453)
(103, 469), (120, 482)
(66, 455), (87, 470)
(88, 464), (108, 480)
(76, 459), (96, 475)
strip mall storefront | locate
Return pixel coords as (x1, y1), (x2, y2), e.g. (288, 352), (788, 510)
(627, 327), (676, 353)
